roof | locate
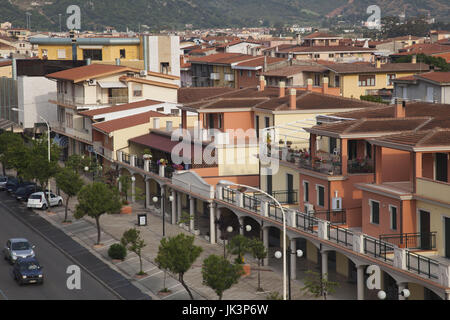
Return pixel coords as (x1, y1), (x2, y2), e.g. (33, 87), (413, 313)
(306, 117), (432, 138)
(395, 43), (450, 55)
(119, 76), (179, 89)
(233, 56), (286, 69)
(278, 45), (375, 53)
(415, 71), (450, 84)
(0, 60), (12, 67)
(369, 128), (450, 151)
(92, 110), (166, 134)
(46, 64), (139, 83)
(303, 32), (342, 39)
(263, 64), (328, 77)
(79, 99), (162, 117)
(178, 87), (238, 104)
(325, 62), (430, 74)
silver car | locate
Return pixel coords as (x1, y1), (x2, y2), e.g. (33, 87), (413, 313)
(3, 238), (35, 264)
(0, 176), (8, 190)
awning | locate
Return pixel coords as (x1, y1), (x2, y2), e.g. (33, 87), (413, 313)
(98, 81), (128, 89)
(53, 134), (68, 148)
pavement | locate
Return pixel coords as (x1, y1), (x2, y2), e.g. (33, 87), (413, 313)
(25, 172), (361, 301)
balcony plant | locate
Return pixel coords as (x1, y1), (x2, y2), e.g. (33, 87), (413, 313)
(142, 148), (152, 160)
(158, 158), (168, 166)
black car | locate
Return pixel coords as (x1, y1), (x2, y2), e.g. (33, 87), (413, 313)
(7, 181), (35, 194)
(5, 177), (20, 193)
(12, 257), (44, 285)
(15, 185), (42, 202)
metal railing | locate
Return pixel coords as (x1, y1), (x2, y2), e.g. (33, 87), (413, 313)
(108, 96), (129, 105)
(363, 235), (395, 262)
(243, 193), (260, 212)
(348, 158), (374, 174)
(268, 203), (284, 222)
(406, 251), (439, 279)
(164, 166), (174, 179)
(254, 190), (298, 205)
(135, 157), (144, 170)
(314, 210), (346, 224)
(328, 223), (353, 247)
(379, 232), (437, 250)
(121, 152), (130, 165)
(222, 187), (236, 203)
(295, 212), (318, 234)
(298, 158), (342, 175)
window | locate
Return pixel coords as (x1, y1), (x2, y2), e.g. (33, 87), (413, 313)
(314, 54), (320, 59)
(248, 71), (252, 77)
(83, 49), (102, 61)
(66, 113), (73, 128)
(329, 53), (335, 58)
(218, 114), (223, 129)
(240, 70), (243, 77)
(255, 115), (259, 139)
(387, 74), (396, 86)
(390, 205), (397, 230)
(316, 185), (325, 207)
(156, 107), (164, 112)
(370, 200), (380, 224)
(57, 49), (66, 59)
(120, 49), (126, 59)
(358, 75), (375, 87)
(133, 83), (142, 97)
(303, 181), (309, 203)
(265, 117), (270, 128)
(42, 49), (48, 57)
(161, 62), (170, 74)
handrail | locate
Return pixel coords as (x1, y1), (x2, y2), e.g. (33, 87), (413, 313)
(406, 250), (439, 279)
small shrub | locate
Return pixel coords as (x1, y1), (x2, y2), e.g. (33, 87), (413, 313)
(108, 243), (127, 260)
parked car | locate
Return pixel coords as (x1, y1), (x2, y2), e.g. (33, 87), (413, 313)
(3, 238), (35, 264)
(7, 181), (34, 194)
(27, 192), (63, 210)
(15, 185), (42, 202)
(12, 257), (44, 285)
(5, 177), (20, 193)
(0, 176), (9, 190)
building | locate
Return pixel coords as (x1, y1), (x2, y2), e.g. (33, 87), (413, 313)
(393, 71), (450, 104)
(324, 61), (430, 100)
(0, 60), (11, 77)
(301, 32), (343, 47)
(274, 45), (376, 63)
(392, 43), (450, 63)
(232, 56), (286, 89)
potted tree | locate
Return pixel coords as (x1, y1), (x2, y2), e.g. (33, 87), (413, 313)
(227, 235), (251, 276)
(142, 148), (152, 160)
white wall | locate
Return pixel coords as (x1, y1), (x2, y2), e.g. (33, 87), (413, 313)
(18, 76), (57, 129)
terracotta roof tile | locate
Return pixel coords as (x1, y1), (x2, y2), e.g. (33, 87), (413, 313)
(325, 62), (430, 74)
(178, 87), (238, 104)
(46, 64), (139, 83)
(263, 64), (328, 77)
(92, 110), (167, 134)
(80, 99), (162, 117)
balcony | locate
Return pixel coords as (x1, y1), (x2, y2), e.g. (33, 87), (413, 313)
(224, 73), (234, 82)
(108, 95), (128, 105)
(286, 149), (342, 176)
(347, 158), (374, 174)
(210, 73), (220, 80)
(56, 93), (129, 107)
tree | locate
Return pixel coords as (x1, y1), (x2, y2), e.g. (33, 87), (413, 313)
(301, 270), (339, 300)
(0, 131), (25, 176)
(227, 234), (250, 264)
(202, 254), (243, 300)
(118, 175), (132, 202)
(121, 228), (146, 275)
(155, 234), (202, 300)
(248, 238), (267, 292)
(55, 167), (84, 222)
(74, 182), (122, 245)
(65, 154), (91, 174)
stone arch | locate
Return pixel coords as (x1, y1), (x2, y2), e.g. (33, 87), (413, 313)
(217, 207), (240, 240)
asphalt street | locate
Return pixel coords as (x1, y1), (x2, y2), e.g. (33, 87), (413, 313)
(0, 192), (119, 300)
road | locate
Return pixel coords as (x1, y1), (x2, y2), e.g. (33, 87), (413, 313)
(0, 192), (119, 300)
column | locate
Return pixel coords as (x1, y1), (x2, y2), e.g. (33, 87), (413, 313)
(398, 283), (407, 300)
(189, 196), (195, 231)
(290, 239), (297, 280)
(209, 203), (216, 244)
(321, 251), (328, 280)
(357, 265), (365, 300)
(171, 190), (176, 225)
(216, 209), (222, 243)
(131, 176), (136, 203)
(177, 192), (182, 223)
(145, 179), (150, 208)
(376, 146), (383, 184)
(341, 138), (348, 176)
(310, 134), (317, 163)
(239, 216), (245, 235)
(160, 185), (165, 218)
(263, 227), (269, 266)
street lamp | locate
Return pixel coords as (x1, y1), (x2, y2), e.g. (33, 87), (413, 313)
(275, 248), (303, 300)
(218, 179), (288, 300)
(12, 108), (51, 196)
(153, 192), (174, 237)
(377, 288), (410, 300)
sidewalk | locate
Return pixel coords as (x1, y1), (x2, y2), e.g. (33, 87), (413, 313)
(9, 168), (356, 300)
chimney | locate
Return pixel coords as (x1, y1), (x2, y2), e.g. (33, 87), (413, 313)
(279, 81), (286, 98)
(289, 89), (297, 110)
(412, 54), (417, 64)
(259, 76), (265, 91)
(307, 78), (313, 91)
(322, 77), (329, 95)
(395, 99), (406, 118)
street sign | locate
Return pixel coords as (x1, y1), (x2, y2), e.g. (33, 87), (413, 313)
(138, 214), (147, 226)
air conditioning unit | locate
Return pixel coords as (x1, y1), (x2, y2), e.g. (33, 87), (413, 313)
(332, 197), (342, 211)
(87, 79), (97, 86)
(139, 70), (147, 77)
(305, 203), (314, 214)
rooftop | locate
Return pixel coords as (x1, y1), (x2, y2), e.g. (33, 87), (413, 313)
(263, 64), (328, 77)
(46, 64), (139, 83)
(79, 99), (162, 117)
(325, 62), (430, 74)
(92, 110), (167, 134)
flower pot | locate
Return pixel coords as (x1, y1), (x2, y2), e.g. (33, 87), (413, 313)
(121, 205), (132, 214)
(242, 264), (251, 277)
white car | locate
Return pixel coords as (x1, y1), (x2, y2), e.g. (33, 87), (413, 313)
(27, 192), (63, 210)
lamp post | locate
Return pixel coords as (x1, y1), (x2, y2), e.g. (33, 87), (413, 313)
(218, 179), (288, 300)
(377, 288), (410, 300)
(153, 192), (174, 237)
(275, 248), (303, 300)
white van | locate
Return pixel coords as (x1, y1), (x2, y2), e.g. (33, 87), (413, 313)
(27, 192), (63, 210)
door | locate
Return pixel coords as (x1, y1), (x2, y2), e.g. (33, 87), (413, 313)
(435, 153), (448, 182)
(445, 218), (450, 259)
(420, 210), (431, 250)
(287, 174), (294, 204)
(267, 169), (272, 195)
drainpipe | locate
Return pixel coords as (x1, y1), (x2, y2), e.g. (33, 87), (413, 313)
(143, 36), (148, 71)
(12, 57), (17, 80)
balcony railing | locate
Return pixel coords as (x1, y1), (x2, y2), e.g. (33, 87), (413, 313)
(406, 251), (439, 279)
(108, 95), (128, 105)
(254, 190), (298, 205)
(363, 235), (395, 262)
(347, 158), (374, 174)
(327, 223), (353, 248)
(379, 232), (437, 250)
(314, 209), (346, 224)
(286, 150), (342, 175)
